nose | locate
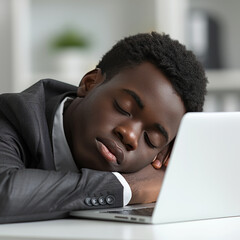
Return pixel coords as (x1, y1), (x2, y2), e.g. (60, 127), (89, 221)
(114, 122), (141, 151)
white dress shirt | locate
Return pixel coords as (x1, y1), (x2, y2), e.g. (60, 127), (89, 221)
(52, 97), (132, 206)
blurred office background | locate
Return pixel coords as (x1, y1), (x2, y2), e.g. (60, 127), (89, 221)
(1, 0), (240, 111)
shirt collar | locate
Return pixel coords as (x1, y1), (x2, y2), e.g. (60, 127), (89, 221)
(52, 97), (79, 172)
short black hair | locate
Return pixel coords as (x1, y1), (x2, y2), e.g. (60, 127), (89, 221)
(96, 32), (208, 112)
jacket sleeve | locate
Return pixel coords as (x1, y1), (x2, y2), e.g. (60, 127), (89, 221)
(0, 128), (123, 223)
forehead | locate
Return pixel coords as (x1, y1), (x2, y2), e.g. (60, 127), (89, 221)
(112, 63), (171, 93)
(101, 62), (186, 141)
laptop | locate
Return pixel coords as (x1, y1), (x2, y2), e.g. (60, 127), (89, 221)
(70, 112), (240, 224)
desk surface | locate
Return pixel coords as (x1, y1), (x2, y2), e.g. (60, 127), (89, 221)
(0, 216), (240, 240)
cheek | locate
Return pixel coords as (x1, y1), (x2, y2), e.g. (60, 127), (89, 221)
(123, 148), (156, 173)
(83, 97), (118, 132)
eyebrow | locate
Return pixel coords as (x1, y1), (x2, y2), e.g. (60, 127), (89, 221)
(122, 88), (169, 142)
(122, 89), (144, 109)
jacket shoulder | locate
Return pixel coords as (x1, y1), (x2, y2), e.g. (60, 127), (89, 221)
(22, 79), (77, 102)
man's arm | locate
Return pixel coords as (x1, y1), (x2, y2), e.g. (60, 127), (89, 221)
(0, 132), (166, 223)
(0, 134), (124, 223)
(121, 144), (170, 205)
(122, 164), (165, 205)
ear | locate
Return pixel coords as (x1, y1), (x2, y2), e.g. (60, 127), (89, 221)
(77, 68), (105, 97)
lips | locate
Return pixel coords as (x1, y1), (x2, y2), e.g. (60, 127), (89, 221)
(96, 138), (124, 165)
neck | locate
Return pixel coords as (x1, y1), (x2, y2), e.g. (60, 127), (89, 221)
(63, 98), (82, 152)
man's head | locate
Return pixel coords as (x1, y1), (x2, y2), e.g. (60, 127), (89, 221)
(63, 32), (207, 173)
(97, 32), (207, 112)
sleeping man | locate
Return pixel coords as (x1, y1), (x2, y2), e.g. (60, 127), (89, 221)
(0, 32), (207, 223)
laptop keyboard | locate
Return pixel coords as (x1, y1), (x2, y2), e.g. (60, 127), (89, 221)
(102, 207), (154, 216)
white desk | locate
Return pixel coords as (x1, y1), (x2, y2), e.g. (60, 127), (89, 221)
(0, 217), (240, 240)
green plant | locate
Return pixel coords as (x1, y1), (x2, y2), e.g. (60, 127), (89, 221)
(51, 28), (89, 49)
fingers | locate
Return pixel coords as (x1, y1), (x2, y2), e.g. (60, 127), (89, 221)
(151, 159), (162, 169)
(163, 158), (169, 167)
(152, 157), (169, 169)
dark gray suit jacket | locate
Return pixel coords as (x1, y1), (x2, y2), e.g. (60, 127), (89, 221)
(0, 79), (123, 223)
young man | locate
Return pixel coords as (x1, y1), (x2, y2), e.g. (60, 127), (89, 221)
(0, 32), (207, 223)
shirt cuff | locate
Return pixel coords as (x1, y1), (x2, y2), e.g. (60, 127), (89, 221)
(112, 172), (132, 206)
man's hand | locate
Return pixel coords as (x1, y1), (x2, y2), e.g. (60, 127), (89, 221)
(122, 164), (165, 205)
(152, 158), (169, 169)
(151, 142), (172, 169)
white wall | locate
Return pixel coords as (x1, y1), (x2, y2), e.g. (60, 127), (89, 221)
(0, 0), (12, 93)
(30, 0), (156, 75)
(190, 0), (240, 69)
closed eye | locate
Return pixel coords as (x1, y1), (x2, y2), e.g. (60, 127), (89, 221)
(114, 100), (130, 117)
(144, 132), (157, 149)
